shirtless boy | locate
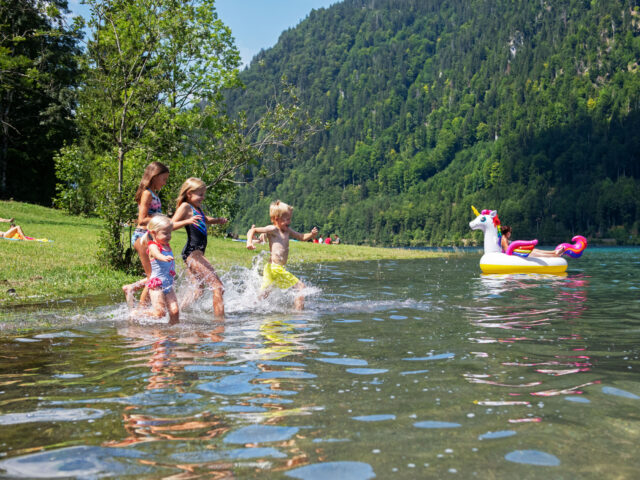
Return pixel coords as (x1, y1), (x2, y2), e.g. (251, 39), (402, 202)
(246, 200), (318, 310)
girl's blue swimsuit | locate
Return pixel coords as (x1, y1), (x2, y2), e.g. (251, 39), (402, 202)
(147, 241), (176, 293)
(182, 204), (208, 262)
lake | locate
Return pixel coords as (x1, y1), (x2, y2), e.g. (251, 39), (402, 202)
(0, 248), (639, 479)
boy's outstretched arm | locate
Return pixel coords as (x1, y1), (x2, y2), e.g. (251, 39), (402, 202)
(291, 227), (318, 242)
(247, 225), (275, 249)
(246, 225), (257, 249)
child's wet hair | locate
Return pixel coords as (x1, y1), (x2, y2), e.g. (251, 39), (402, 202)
(176, 177), (206, 208)
(147, 214), (172, 232)
(270, 200), (293, 221)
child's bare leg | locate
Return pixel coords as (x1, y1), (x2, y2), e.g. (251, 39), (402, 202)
(293, 281), (305, 311)
(5, 226), (25, 240)
(531, 248), (561, 258)
(129, 288), (163, 319)
(134, 235), (152, 305)
(186, 251), (225, 318)
(122, 278), (147, 308)
(180, 260), (205, 310)
(149, 288), (167, 317)
(165, 290), (180, 325)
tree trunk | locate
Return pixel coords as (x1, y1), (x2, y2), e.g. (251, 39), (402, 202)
(0, 91), (12, 196)
(118, 145), (124, 193)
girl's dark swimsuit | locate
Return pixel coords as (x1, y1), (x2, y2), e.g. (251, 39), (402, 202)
(182, 204), (208, 262)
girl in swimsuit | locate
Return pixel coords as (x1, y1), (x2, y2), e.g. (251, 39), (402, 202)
(172, 177), (228, 317)
(121, 163), (199, 307)
(122, 162), (170, 306)
(132, 215), (180, 324)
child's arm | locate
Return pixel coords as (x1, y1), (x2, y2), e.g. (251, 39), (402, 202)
(171, 203), (203, 230)
(0, 217), (14, 223)
(204, 215), (228, 226)
(137, 190), (154, 226)
(289, 226), (318, 242)
(148, 243), (174, 262)
(246, 225), (274, 250)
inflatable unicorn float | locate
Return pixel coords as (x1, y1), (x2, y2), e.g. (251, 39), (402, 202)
(469, 206), (587, 274)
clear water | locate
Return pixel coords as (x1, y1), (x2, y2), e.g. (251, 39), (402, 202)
(0, 248), (639, 479)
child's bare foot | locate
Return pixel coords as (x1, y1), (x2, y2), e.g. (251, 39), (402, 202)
(122, 285), (135, 308)
(554, 245), (566, 256)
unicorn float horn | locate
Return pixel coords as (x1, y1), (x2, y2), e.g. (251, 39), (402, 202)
(555, 235), (588, 258)
(471, 205), (480, 217)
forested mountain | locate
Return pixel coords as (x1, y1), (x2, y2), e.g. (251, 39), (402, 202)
(226, 0), (640, 246)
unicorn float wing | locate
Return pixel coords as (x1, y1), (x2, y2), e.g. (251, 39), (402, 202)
(468, 206), (586, 274)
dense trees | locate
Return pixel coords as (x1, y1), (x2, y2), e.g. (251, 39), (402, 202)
(0, 0), (81, 204)
(53, 0), (318, 271)
(228, 0), (640, 245)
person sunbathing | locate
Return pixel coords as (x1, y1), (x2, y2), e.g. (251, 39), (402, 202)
(0, 217), (27, 240)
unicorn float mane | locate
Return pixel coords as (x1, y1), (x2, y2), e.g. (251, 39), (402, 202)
(469, 206), (503, 254)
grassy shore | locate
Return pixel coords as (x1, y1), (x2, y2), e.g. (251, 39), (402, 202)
(0, 201), (445, 307)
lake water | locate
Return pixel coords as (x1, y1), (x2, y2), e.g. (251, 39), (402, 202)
(0, 248), (639, 479)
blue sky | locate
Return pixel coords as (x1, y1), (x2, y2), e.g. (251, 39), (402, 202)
(68, 0), (341, 66)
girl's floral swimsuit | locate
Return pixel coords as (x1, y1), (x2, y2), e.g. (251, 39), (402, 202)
(147, 241), (176, 293)
(131, 189), (162, 246)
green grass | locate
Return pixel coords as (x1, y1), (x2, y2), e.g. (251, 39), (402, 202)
(0, 200), (445, 307)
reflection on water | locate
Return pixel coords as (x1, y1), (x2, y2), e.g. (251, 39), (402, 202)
(0, 248), (639, 478)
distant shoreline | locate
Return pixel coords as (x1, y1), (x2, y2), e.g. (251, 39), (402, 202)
(0, 201), (446, 308)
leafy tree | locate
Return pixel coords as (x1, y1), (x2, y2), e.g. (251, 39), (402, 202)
(0, 0), (81, 204)
(56, 0), (320, 270)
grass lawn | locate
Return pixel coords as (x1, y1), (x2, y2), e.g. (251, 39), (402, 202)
(1, 201), (445, 307)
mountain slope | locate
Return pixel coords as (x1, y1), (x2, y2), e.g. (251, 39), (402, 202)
(226, 0), (640, 245)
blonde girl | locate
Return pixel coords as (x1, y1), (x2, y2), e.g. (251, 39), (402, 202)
(134, 215), (180, 324)
(122, 162), (197, 306)
(171, 178), (227, 317)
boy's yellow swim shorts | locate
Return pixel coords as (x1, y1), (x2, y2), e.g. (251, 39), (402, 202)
(262, 263), (299, 290)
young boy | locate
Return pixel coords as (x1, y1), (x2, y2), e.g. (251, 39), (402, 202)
(246, 200), (318, 310)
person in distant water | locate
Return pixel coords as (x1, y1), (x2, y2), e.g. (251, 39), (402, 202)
(324, 236), (332, 245)
(333, 234), (340, 244)
(501, 225), (565, 257)
(0, 217), (27, 240)
(500, 225), (512, 253)
(246, 200), (318, 310)
(132, 215), (179, 324)
(172, 177), (227, 317)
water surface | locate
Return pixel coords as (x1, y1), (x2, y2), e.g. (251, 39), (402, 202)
(0, 248), (639, 478)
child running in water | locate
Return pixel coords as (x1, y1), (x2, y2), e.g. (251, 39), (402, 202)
(246, 200), (318, 310)
(122, 162), (197, 307)
(172, 178), (228, 317)
(132, 215), (180, 324)
(122, 162), (169, 305)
